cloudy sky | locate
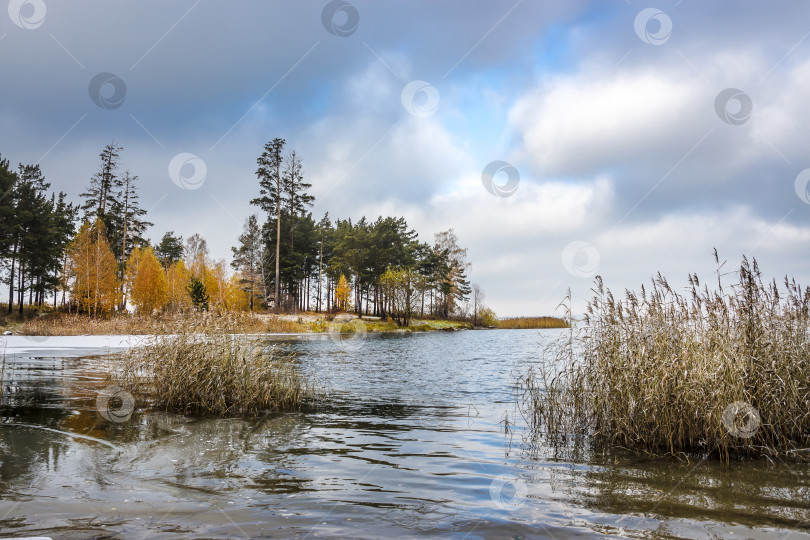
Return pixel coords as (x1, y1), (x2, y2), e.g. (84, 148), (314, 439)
(2, 0), (809, 316)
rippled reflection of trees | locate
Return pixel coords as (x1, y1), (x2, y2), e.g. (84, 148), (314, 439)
(513, 433), (810, 533)
(0, 407), (72, 497)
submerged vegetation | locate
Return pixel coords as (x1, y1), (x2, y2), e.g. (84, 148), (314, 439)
(520, 255), (810, 460)
(116, 333), (314, 416)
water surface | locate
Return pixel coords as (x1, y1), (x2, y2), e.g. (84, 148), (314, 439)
(1, 330), (808, 539)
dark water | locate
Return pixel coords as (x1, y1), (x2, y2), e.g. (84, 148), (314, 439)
(0, 330), (808, 539)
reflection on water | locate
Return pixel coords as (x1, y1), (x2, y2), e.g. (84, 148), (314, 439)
(0, 330), (808, 539)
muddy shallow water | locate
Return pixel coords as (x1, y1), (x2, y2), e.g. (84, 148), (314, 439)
(0, 330), (808, 539)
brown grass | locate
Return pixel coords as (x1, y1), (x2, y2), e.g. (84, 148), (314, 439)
(519, 255), (810, 460)
(16, 311), (308, 336)
(14, 310), (469, 336)
(115, 333), (315, 416)
(497, 316), (569, 329)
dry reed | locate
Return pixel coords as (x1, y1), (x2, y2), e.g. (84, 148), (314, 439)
(18, 311), (306, 336)
(520, 254), (810, 460)
(116, 333), (315, 416)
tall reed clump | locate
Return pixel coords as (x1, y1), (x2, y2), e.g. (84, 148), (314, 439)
(117, 333), (315, 416)
(520, 254), (810, 460)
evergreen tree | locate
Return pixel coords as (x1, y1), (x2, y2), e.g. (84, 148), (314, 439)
(117, 170), (152, 265)
(80, 142), (123, 238)
(187, 276), (209, 311)
(251, 137), (286, 312)
(231, 215), (264, 310)
(117, 170), (152, 309)
(281, 150), (314, 309)
(0, 156), (16, 262)
(433, 229), (472, 318)
(1, 158), (76, 312)
(155, 231), (184, 267)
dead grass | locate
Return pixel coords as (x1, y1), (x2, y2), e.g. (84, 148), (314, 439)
(14, 310), (472, 336)
(519, 255), (810, 460)
(115, 333), (315, 416)
(16, 311), (308, 336)
(497, 316), (569, 329)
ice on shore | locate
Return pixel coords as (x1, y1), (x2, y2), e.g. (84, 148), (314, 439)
(0, 334), (152, 358)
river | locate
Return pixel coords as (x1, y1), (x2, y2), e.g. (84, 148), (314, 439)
(0, 329), (808, 539)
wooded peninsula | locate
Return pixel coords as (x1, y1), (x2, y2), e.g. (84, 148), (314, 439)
(0, 139), (565, 333)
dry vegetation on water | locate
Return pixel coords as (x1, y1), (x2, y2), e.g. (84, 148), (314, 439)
(520, 255), (810, 460)
(115, 333), (315, 415)
(497, 316), (569, 329)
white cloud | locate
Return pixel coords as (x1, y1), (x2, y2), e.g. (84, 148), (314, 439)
(509, 70), (704, 178)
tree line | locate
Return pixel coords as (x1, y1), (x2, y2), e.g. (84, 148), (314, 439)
(233, 137), (474, 324)
(1, 139), (485, 324)
(0, 155), (75, 313)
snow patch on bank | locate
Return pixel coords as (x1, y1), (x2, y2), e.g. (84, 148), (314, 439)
(0, 335), (153, 358)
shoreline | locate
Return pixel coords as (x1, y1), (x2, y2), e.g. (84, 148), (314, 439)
(2, 310), (567, 337)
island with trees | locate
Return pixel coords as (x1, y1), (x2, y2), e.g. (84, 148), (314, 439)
(0, 140), (566, 335)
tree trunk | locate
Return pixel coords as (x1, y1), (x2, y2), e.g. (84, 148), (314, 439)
(316, 240), (323, 312)
(8, 240), (17, 314)
(120, 179), (129, 311)
(274, 171), (281, 313)
(17, 261), (24, 315)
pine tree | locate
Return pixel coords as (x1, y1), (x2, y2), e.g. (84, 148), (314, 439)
(10, 164), (51, 313)
(116, 170), (153, 309)
(1, 158), (76, 312)
(251, 137), (285, 312)
(231, 215), (264, 310)
(433, 229), (471, 318)
(118, 171), (152, 265)
(80, 142), (123, 238)
(315, 213), (333, 312)
(0, 156), (17, 294)
(155, 231), (184, 267)
(280, 151), (315, 310)
(187, 276), (209, 311)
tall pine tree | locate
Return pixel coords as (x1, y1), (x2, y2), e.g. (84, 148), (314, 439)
(251, 137), (285, 312)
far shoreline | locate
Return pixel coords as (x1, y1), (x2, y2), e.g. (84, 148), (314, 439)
(1, 309), (569, 337)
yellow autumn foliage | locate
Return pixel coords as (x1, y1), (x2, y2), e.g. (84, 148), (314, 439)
(335, 273), (351, 312)
(166, 260), (192, 312)
(68, 220), (120, 316)
(130, 247), (169, 314)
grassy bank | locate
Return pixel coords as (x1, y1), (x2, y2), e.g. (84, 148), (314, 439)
(7, 311), (302, 336)
(116, 333), (315, 415)
(520, 256), (810, 460)
(497, 316), (569, 329)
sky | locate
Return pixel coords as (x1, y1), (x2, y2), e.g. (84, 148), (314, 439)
(1, 0), (809, 317)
